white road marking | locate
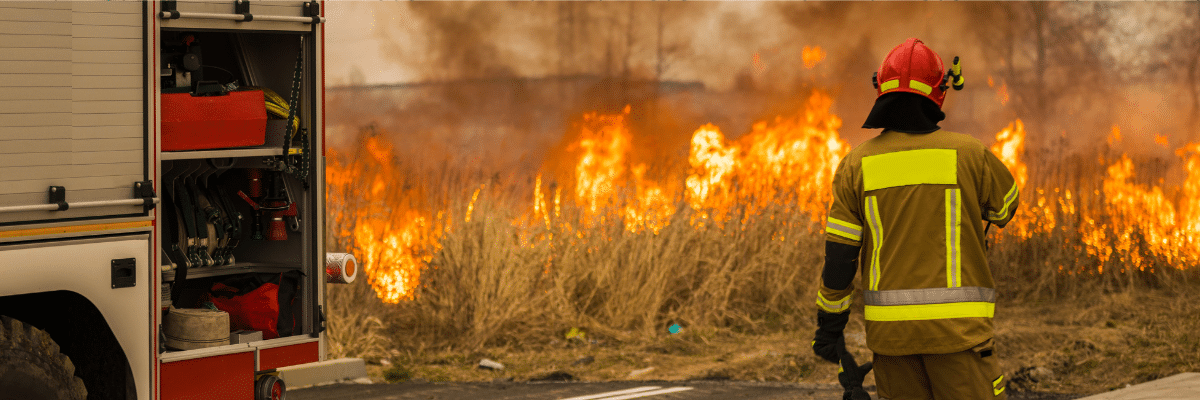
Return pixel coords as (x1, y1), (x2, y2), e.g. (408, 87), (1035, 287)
(594, 387), (694, 400)
(559, 386), (663, 400)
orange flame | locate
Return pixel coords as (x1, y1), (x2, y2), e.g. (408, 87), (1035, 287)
(802, 46), (826, 69)
(991, 121), (1200, 273)
(334, 90), (854, 302)
(327, 135), (441, 303)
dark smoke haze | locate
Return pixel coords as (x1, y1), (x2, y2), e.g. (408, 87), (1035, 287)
(325, 2), (1200, 187)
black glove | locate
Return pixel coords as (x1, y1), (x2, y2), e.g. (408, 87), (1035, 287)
(838, 345), (873, 400)
(812, 309), (850, 364)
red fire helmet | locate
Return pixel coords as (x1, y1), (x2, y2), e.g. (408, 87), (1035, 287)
(873, 38), (948, 108)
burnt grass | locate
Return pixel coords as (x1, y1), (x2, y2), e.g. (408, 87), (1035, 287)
(350, 286), (1199, 398)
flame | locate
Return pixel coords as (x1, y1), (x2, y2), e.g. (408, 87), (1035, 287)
(986, 75), (1009, 105)
(571, 106), (633, 219)
(990, 120), (1027, 189)
(990, 120), (1200, 273)
(338, 90), (848, 302)
(682, 92), (847, 226)
(802, 46), (826, 69)
(327, 134), (441, 303)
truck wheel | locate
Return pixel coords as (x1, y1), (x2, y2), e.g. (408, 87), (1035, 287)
(255, 374), (286, 400)
(0, 316), (87, 400)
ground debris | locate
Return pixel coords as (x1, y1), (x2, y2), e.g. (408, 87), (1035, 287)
(478, 359), (505, 370)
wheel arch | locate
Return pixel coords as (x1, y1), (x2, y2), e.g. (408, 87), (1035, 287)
(0, 290), (135, 399)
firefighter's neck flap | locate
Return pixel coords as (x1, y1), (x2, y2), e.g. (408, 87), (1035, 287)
(861, 92), (945, 134)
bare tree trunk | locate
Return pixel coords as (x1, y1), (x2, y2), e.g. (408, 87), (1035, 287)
(656, 6), (665, 83)
(623, 2), (635, 79)
(1190, 2), (1200, 142)
(1032, 2), (1047, 131)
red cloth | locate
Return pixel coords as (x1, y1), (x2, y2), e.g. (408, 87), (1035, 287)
(209, 281), (281, 339)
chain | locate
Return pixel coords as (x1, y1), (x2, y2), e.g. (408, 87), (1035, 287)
(271, 35), (310, 185)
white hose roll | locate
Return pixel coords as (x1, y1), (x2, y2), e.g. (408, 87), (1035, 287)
(325, 253), (358, 284)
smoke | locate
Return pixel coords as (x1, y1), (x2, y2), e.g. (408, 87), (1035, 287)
(325, 1), (1200, 186)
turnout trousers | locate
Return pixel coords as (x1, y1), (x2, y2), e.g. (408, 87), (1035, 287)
(873, 339), (1007, 400)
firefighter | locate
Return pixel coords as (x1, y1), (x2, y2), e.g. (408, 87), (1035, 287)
(811, 38), (1019, 400)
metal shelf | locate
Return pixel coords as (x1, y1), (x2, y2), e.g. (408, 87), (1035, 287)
(161, 147), (281, 161)
(167, 262), (299, 280)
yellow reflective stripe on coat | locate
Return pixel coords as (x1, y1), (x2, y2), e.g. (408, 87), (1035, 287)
(987, 182), (1020, 221)
(945, 188), (962, 288)
(865, 196), (884, 291)
(864, 302), (995, 322)
(880, 79), (900, 92)
(826, 217), (863, 242)
(816, 291), (852, 313)
(993, 375), (1006, 396)
(909, 80), (933, 95)
(861, 149), (957, 191)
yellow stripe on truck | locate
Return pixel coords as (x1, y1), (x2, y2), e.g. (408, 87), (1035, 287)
(861, 149), (957, 191)
(0, 221), (152, 239)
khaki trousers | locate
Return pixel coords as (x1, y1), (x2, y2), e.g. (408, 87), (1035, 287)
(874, 339), (1007, 400)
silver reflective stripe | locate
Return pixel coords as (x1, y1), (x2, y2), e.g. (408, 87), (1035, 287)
(946, 188), (961, 288)
(865, 196), (884, 291)
(988, 183), (1019, 221)
(826, 221), (862, 239)
(863, 287), (996, 306)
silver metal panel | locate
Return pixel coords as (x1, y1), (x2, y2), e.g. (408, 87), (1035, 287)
(0, 150), (141, 168)
(0, 34), (71, 49)
(71, 88), (141, 101)
(71, 37), (141, 52)
(0, 48), (72, 61)
(73, 25), (142, 39)
(0, 99), (71, 114)
(72, 125), (142, 139)
(0, 162), (141, 182)
(73, 100), (142, 114)
(72, 62), (140, 77)
(73, 51), (142, 65)
(0, 87), (72, 100)
(4, 175), (141, 195)
(0, 20), (71, 36)
(0, 74), (70, 87)
(73, 75), (141, 89)
(0, 126), (70, 142)
(72, 2), (141, 14)
(70, 113), (141, 127)
(0, 113), (71, 127)
(0, 6), (71, 23)
(0, 60), (72, 74)
(68, 12), (142, 27)
(0, 1), (144, 224)
(69, 137), (143, 152)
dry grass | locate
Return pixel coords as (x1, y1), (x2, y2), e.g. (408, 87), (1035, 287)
(376, 188), (825, 352)
(323, 131), (1200, 395)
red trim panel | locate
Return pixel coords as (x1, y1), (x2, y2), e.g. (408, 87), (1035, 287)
(258, 341), (320, 371)
(161, 352), (255, 400)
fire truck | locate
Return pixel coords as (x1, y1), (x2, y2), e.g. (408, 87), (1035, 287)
(0, 1), (360, 399)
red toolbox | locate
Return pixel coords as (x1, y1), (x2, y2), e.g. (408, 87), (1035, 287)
(162, 89), (267, 151)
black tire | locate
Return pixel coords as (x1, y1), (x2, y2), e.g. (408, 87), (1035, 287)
(0, 316), (87, 400)
(255, 375), (286, 400)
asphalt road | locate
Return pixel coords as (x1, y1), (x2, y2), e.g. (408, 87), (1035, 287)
(289, 381), (1085, 400)
(289, 381), (851, 400)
